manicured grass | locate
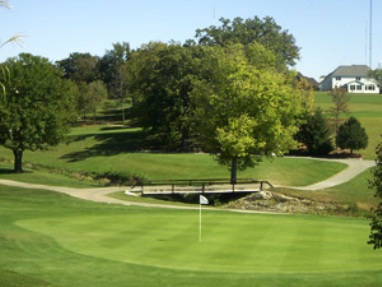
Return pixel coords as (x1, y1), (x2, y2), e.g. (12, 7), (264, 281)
(314, 92), (382, 159)
(0, 125), (347, 187)
(1, 186), (382, 286)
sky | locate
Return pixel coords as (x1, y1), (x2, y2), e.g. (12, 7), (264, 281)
(1, 0), (381, 81)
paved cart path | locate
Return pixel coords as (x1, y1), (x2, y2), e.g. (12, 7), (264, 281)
(0, 158), (376, 210)
(277, 158), (375, 191)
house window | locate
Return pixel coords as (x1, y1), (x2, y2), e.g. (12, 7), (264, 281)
(336, 76), (341, 81)
(357, 85), (362, 90)
(350, 85), (356, 91)
(356, 77), (361, 81)
(367, 85), (375, 91)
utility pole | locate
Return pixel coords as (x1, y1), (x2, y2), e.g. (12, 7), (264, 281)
(369, 0), (373, 68)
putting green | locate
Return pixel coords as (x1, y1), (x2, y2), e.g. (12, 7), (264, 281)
(17, 210), (382, 274)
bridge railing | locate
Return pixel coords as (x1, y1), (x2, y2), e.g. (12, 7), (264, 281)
(130, 179), (273, 195)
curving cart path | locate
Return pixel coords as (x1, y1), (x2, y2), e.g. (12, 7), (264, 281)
(278, 158), (375, 191)
(0, 158), (376, 209)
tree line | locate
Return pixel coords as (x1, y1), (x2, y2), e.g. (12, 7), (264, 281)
(1, 16), (310, 180)
(0, 15), (375, 181)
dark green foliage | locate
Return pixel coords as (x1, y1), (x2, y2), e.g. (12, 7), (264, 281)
(57, 52), (99, 84)
(0, 53), (75, 172)
(97, 42), (130, 98)
(128, 44), (202, 149)
(368, 141), (382, 249)
(337, 117), (368, 155)
(296, 108), (334, 155)
(195, 16), (300, 66)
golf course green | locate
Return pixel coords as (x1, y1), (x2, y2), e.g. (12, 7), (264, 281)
(17, 210), (381, 274)
(2, 186), (382, 286)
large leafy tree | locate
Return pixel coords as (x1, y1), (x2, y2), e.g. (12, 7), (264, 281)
(368, 140), (382, 249)
(0, 53), (75, 172)
(128, 43), (201, 148)
(337, 116), (368, 155)
(192, 43), (304, 183)
(195, 16), (300, 67)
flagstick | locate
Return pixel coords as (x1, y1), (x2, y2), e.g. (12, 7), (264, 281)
(198, 195), (208, 243)
(199, 202), (202, 242)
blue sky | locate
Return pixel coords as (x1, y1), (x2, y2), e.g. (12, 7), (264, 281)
(1, 0), (381, 80)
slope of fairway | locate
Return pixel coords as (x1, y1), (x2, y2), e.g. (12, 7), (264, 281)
(17, 210), (382, 274)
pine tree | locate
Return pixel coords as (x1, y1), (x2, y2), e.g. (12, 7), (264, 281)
(337, 117), (368, 155)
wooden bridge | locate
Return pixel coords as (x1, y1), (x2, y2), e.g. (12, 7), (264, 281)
(129, 179), (273, 196)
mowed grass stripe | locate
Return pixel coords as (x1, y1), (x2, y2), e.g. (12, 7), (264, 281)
(16, 210), (382, 274)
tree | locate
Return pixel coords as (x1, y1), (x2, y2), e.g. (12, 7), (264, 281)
(195, 16), (300, 67)
(128, 43), (201, 148)
(368, 140), (382, 249)
(0, 53), (75, 172)
(57, 52), (99, 84)
(84, 80), (108, 124)
(192, 44), (304, 183)
(337, 117), (368, 155)
(98, 42), (131, 122)
(296, 108), (334, 156)
(328, 87), (350, 148)
(57, 53), (100, 122)
(369, 67), (382, 91)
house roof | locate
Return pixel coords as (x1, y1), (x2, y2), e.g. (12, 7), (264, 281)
(332, 65), (370, 77)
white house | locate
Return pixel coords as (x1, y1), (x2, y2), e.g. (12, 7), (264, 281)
(320, 65), (380, 94)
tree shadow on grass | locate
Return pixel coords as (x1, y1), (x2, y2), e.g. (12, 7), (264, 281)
(0, 168), (16, 175)
(60, 129), (160, 162)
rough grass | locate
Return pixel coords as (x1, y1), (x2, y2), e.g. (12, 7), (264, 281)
(2, 186), (382, 287)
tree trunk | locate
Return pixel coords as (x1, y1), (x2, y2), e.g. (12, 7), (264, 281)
(181, 128), (188, 150)
(230, 157), (238, 185)
(13, 149), (23, 173)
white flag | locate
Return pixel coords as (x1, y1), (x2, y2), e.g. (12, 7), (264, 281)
(199, 195), (209, 205)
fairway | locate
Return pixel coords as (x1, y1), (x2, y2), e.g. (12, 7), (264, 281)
(17, 209), (382, 274)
